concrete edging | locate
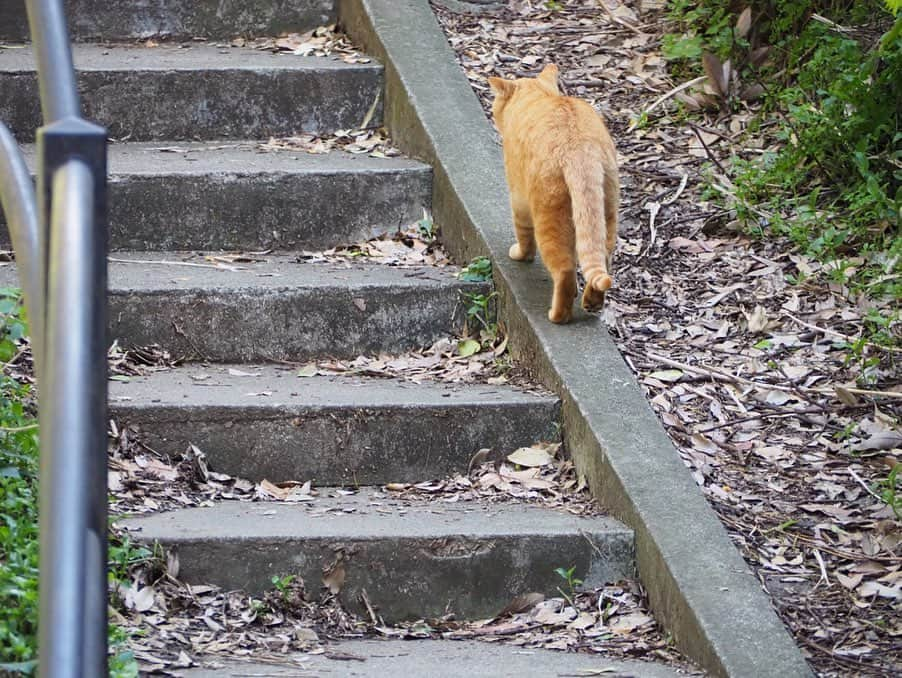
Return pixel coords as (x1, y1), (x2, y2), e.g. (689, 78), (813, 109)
(337, 1), (813, 676)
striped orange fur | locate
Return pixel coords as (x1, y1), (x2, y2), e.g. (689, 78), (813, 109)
(489, 64), (619, 323)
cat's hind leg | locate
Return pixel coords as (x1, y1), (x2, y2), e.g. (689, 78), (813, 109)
(508, 194), (536, 262)
(533, 205), (577, 324)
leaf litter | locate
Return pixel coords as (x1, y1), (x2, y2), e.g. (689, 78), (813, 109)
(433, 1), (901, 675)
(108, 432), (696, 673)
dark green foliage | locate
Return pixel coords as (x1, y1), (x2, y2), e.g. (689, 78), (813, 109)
(0, 291), (38, 669)
(665, 1), (900, 299)
(458, 256), (493, 282)
(0, 289), (138, 675)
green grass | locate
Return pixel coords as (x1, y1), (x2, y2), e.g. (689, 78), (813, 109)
(0, 289), (138, 675)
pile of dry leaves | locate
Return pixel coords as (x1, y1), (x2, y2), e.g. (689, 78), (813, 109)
(236, 23), (372, 64)
(259, 127), (400, 157)
(433, 1), (900, 676)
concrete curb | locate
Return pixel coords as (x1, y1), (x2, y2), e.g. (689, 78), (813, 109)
(336, 0), (813, 675)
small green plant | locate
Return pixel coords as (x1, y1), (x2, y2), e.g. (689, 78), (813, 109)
(460, 291), (499, 348)
(271, 574), (296, 595)
(416, 212), (437, 241)
(458, 256), (493, 282)
(108, 626), (139, 677)
(108, 535), (154, 586)
(876, 465), (901, 520)
(544, 0), (563, 11)
(0, 288), (28, 363)
(554, 565), (583, 607)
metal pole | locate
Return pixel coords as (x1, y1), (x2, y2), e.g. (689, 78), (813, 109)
(38, 159), (108, 678)
(24, 0), (80, 123)
(0, 123), (43, 379)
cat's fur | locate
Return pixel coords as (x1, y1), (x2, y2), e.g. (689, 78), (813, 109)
(489, 64), (619, 323)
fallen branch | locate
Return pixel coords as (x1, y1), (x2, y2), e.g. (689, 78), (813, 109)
(645, 352), (902, 400)
(783, 311), (902, 354)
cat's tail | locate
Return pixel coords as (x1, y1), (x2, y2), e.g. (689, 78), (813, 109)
(562, 148), (612, 295)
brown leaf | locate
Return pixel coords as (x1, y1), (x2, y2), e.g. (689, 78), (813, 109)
(468, 447), (491, 474)
(507, 445), (554, 467)
(675, 91), (701, 110)
(735, 8), (752, 39)
(497, 592), (544, 617)
(702, 52), (727, 97)
(750, 45), (771, 68)
(740, 83), (765, 102)
(323, 553), (347, 594)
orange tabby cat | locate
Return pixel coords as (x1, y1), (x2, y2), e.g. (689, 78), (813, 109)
(489, 64), (619, 323)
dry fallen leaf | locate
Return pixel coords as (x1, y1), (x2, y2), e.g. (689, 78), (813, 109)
(507, 445), (554, 467)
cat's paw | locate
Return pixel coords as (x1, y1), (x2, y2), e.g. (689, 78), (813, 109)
(581, 274), (611, 312)
(581, 286), (607, 312)
(509, 243), (535, 261)
(548, 306), (572, 324)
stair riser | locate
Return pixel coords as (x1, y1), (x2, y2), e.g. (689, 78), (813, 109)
(112, 402), (560, 484)
(0, 0), (335, 41)
(2, 68), (381, 141)
(110, 284), (487, 362)
(2, 167), (431, 251)
(163, 533), (634, 621)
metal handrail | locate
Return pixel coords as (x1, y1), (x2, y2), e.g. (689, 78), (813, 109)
(0, 1), (109, 676)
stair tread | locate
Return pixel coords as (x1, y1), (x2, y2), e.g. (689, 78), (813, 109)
(118, 488), (629, 541)
(111, 364), (555, 409)
(106, 253), (471, 291)
(2, 43), (383, 141)
(18, 142), (427, 176)
(0, 42), (380, 73)
(0, 0), (336, 42)
(182, 640), (690, 678)
(0, 254), (474, 292)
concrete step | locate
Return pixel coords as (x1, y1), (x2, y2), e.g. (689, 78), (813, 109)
(0, 255), (488, 362)
(0, 44), (381, 141)
(181, 640), (689, 677)
(2, 144), (431, 251)
(0, 0), (335, 42)
(111, 365), (559, 484)
(117, 490), (634, 621)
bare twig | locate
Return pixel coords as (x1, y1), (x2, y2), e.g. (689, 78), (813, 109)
(109, 257), (243, 271)
(640, 76), (707, 117)
(783, 311), (902, 354)
(594, 0), (645, 35)
(812, 549), (830, 587)
(847, 467), (886, 503)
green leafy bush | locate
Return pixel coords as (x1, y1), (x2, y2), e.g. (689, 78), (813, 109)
(664, 1), (901, 298)
(0, 291), (38, 671)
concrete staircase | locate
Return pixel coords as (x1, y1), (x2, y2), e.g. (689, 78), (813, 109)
(0, 2), (687, 675)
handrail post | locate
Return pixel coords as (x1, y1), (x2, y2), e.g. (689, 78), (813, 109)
(35, 119), (108, 678)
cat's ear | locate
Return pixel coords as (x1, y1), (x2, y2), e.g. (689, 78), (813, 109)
(537, 64), (560, 92)
(488, 77), (515, 98)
